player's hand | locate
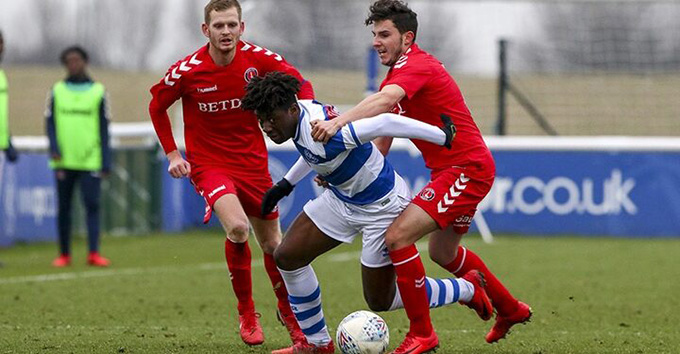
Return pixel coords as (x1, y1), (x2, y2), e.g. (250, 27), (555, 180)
(167, 150), (191, 178)
(311, 119), (340, 143)
(261, 178), (294, 216)
(440, 114), (456, 150)
(314, 175), (329, 188)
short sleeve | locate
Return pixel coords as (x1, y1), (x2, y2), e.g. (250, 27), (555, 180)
(383, 62), (431, 99)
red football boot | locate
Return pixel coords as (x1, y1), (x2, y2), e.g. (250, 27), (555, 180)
(277, 306), (307, 345)
(485, 301), (533, 343)
(52, 255), (71, 267)
(239, 310), (265, 345)
(460, 270), (493, 321)
(271, 340), (334, 354)
(87, 253), (110, 267)
(390, 330), (439, 354)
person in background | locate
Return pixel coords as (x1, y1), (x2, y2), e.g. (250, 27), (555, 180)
(0, 30), (19, 163)
(46, 46), (111, 267)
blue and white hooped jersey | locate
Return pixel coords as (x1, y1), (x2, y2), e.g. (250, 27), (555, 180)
(293, 100), (396, 205)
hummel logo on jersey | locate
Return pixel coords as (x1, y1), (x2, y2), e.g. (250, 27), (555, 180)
(208, 185), (226, 198)
(437, 173), (470, 213)
(197, 85), (217, 93)
(415, 276), (426, 288)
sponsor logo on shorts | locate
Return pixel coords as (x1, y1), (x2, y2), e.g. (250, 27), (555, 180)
(455, 215), (473, 225)
(244, 67), (259, 82)
(437, 173), (470, 213)
(419, 188), (436, 201)
(208, 185), (226, 198)
(380, 198), (391, 206)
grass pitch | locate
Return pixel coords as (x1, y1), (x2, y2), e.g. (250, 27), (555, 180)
(0, 231), (678, 353)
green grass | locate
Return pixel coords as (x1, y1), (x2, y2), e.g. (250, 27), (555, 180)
(1, 232), (679, 353)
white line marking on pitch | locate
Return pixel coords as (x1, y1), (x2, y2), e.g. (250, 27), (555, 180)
(0, 241), (430, 285)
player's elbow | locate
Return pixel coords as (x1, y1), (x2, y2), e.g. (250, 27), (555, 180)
(148, 101), (163, 116)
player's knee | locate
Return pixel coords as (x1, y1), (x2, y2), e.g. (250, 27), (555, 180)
(259, 239), (280, 255)
(364, 294), (391, 312)
(429, 253), (449, 267)
(273, 246), (298, 271)
(227, 221), (250, 242)
(385, 227), (408, 251)
(428, 247), (450, 267)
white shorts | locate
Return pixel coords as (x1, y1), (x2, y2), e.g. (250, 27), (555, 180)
(303, 174), (412, 268)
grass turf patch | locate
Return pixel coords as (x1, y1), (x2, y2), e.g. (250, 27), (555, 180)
(1, 231), (678, 353)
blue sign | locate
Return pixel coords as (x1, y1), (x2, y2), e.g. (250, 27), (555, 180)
(0, 153), (57, 247)
(481, 151), (680, 237)
(3, 146), (680, 248)
(159, 148), (680, 237)
(270, 149), (680, 237)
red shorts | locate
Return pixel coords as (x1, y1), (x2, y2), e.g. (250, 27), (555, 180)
(190, 166), (278, 223)
(411, 166), (494, 234)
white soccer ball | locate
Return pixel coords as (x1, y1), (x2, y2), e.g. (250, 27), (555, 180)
(336, 310), (389, 354)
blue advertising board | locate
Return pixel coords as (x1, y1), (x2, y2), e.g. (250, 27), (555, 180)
(160, 146), (680, 238)
(481, 150), (680, 237)
(3, 140), (680, 248)
(0, 153), (57, 247)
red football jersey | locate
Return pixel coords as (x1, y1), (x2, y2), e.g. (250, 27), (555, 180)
(380, 43), (493, 174)
(149, 41), (314, 174)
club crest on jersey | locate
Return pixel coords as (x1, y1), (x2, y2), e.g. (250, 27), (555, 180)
(419, 188), (436, 201)
(244, 67), (258, 83)
(323, 104), (340, 119)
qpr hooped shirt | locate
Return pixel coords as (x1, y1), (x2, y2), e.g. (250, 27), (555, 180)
(380, 43), (494, 174)
(149, 41), (314, 174)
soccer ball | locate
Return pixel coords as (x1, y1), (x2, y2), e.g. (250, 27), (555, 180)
(336, 310), (389, 354)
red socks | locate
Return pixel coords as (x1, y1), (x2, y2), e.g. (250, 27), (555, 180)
(444, 246), (519, 316)
(389, 245), (433, 337)
(224, 239), (254, 313)
(263, 253), (291, 309)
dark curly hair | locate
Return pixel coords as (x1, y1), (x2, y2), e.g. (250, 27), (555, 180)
(60, 45), (89, 64)
(365, 0), (418, 41)
(242, 72), (301, 117)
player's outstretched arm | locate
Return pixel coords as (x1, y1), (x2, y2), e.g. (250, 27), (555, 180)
(261, 158), (313, 216)
(310, 84), (405, 143)
(351, 113), (454, 148)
